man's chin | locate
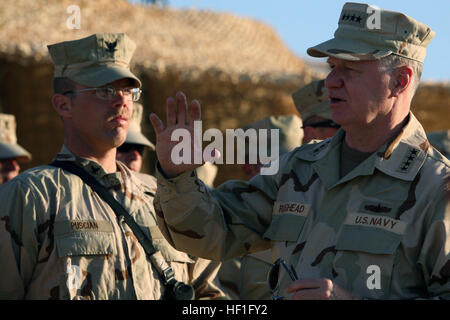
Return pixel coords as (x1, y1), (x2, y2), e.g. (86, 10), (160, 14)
(111, 134), (127, 149)
(331, 111), (347, 128)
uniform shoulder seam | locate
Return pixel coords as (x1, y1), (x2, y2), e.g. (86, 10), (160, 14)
(425, 153), (450, 169)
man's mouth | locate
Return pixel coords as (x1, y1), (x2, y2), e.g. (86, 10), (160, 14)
(329, 95), (346, 105)
(109, 115), (128, 125)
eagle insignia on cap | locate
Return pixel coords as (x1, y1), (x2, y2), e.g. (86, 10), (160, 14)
(105, 40), (118, 54)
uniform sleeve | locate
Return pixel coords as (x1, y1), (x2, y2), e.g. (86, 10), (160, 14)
(418, 182), (450, 299)
(0, 179), (43, 299)
(218, 258), (242, 300)
(154, 163), (279, 262)
(188, 257), (228, 300)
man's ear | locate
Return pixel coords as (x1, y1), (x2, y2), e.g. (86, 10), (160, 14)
(392, 65), (413, 97)
(52, 94), (73, 118)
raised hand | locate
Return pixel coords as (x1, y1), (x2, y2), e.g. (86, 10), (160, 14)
(149, 91), (206, 178)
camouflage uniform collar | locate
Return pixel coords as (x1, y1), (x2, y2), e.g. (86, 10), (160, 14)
(295, 112), (429, 183)
(54, 145), (123, 189)
(293, 131), (343, 189)
(373, 112), (429, 181)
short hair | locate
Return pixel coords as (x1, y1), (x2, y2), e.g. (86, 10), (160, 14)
(53, 77), (77, 95)
(378, 54), (423, 99)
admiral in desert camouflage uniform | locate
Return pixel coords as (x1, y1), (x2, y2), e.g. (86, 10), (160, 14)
(150, 3), (450, 299)
(0, 33), (224, 300)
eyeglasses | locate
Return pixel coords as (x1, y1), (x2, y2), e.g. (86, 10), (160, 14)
(63, 86), (142, 102)
(117, 144), (145, 156)
(267, 257), (299, 300)
(302, 120), (340, 129)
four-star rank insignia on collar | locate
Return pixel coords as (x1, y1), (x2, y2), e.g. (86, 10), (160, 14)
(397, 148), (419, 173)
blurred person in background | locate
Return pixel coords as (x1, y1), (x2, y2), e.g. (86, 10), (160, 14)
(116, 102), (155, 173)
(0, 113), (31, 184)
(292, 79), (340, 144)
(427, 130), (450, 159)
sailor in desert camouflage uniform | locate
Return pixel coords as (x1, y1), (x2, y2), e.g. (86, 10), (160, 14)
(150, 3), (450, 299)
(0, 33), (224, 300)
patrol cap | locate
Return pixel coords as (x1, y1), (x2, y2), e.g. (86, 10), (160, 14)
(48, 33), (141, 88)
(244, 115), (303, 156)
(124, 103), (155, 150)
(427, 130), (450, 159)
(307, 2), (435, 63)
(0, 113), (32, 162)
(292, 79), (332, 122)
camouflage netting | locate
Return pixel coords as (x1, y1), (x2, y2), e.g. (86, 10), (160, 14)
(0, 0), (448, 186)
(0, 0), (313, 76)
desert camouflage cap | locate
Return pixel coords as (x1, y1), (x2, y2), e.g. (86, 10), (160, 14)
(427, 130), (450, 159)
(244, 115), (303, 156)
(292, 79), (332, 122)
(48, 33), (141, 87)
(0, 113), (31, 162)
(307, 2), (435, 63)
(124, 103), (155, 150)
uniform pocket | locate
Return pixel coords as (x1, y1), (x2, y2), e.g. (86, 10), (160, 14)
(335, 226), (403, 254)
(55, 232), (116, 257)
(333, 213), (406, 299)
(335, 213), (405, 254)
(54, 220), (116, 257)
(263, 201), (311, 242)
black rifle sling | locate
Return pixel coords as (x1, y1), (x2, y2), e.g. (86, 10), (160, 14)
(50, 160), (176, 285)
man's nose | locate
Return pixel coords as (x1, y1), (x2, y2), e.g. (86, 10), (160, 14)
(325, 67), (343, 89)
(112, 89), (130, 108)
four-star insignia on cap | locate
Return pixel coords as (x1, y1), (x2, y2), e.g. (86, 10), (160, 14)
(341, 12), (363, 25)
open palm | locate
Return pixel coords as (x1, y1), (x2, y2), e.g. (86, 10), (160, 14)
(149, 91), (207, 178)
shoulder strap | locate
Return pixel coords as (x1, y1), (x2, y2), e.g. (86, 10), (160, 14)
(50, 160), (176, 285)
